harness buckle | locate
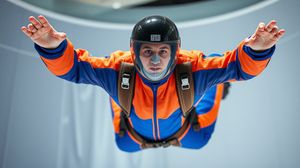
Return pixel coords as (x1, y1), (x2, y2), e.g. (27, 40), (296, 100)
(161, 141), (171, 148)
(181, 74), (190, 90)
(121, 73), (130, 90)
(141, 138), (179, 149)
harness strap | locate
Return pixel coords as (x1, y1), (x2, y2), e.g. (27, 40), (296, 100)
(118, 62), (199, 147)
(118, 62), (135, 117)
(174, 62), (195, 117)
(120, 108), (199, 149)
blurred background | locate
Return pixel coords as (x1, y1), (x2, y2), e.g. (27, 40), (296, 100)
(0, 0), (300, 168)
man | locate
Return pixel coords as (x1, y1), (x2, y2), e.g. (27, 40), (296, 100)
(21, 15), (285, 152)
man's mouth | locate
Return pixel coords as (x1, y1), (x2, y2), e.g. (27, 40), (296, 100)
(149, 67), (161, 71)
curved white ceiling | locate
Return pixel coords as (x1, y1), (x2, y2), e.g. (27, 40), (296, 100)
(8, 0), (278, 29)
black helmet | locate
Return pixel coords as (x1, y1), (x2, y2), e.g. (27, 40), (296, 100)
(130, 15), (181, 82)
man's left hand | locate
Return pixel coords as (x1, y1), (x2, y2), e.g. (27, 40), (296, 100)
(244, 20), (285, 51)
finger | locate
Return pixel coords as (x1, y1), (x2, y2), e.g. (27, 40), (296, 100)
(256, 22), (265, 32)
(270, 26), (279, 35)
(21, 26), (33, 37)
(275, 29), (286, 39)
(265, 20), (276, 32)
(29, 16), (43, 29)
(253, 22), (265, 37)
(38, 15), (51, 28)
(28, 23), (38, 33)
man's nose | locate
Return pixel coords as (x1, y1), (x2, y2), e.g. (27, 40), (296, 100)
(151, 55), (160, 65)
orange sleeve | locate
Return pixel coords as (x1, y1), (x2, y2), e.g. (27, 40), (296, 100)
(40, 39), (74, 76)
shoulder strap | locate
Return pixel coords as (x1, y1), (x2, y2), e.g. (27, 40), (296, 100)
(174, 62), (195, 117)
(118, 62), (136, 117)
(118, 61), (194, 117)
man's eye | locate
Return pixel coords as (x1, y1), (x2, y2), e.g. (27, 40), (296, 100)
(143, 50), (152, 56)
(160, 50), (167, 54)
(159, 50), (169, 56)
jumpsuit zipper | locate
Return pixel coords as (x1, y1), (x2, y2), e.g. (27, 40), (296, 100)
(152, 85), (159, 140)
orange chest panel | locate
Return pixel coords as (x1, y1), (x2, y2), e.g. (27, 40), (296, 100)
(132, 74), (181, 120)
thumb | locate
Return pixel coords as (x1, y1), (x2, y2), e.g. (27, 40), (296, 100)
(244, 36), (253, 46)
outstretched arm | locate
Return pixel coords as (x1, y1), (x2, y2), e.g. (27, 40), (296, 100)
(192, 20), (285, 95)
(20, 15), (127, 98)
(21, 15), (66, 49)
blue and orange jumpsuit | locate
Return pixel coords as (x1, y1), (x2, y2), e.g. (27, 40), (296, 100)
(34, 39), (275, 152)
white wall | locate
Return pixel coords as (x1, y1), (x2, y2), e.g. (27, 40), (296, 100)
(1, 0), (300, 168)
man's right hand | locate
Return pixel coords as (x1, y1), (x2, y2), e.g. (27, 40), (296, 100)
(21, 15), (66, 49)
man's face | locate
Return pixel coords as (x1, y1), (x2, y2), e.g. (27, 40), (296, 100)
(139, 43), (171, 73)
